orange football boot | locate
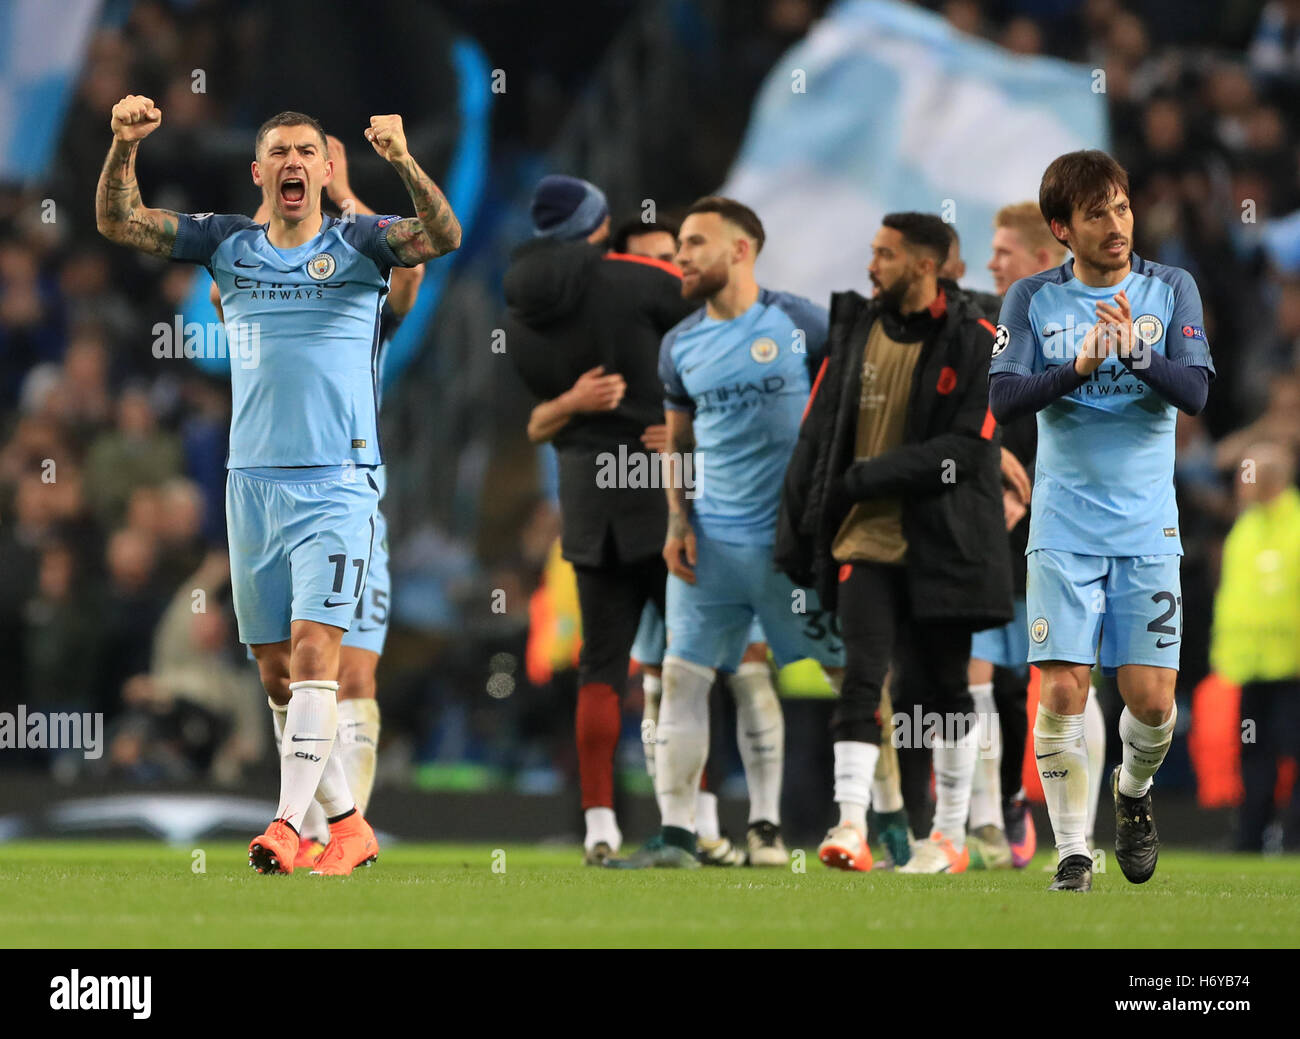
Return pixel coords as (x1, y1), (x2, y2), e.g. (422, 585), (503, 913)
(818, 823), (873, 872)
(310, 812), (378, 876)
(249, 819), (300, 875)
(294, 838), (327, 870)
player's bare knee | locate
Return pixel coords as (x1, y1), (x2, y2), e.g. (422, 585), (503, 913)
(261, 669), (291, 705)
(1039, 663), (1091, 712)
(291, 643), (327, 679)
(289, 626), (341, 682)
(337, 662), (377, 701)
(1118, 666), (1176, 724)
(741, 641), (768, 664)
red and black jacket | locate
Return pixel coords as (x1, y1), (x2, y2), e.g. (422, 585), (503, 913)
(505, 238), (698, 567)
(774, 284), (1013, 628)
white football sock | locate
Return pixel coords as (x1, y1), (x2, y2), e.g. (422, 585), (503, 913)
(1034, 705), (1090, 862)
(314, 740), (355, 819)
(932, 724), (979, 846)
(834, 740), (878, 832)
(968, 682), (1004, 830)
(1083, 689), (1106, 839)
(338, 697), (380, 816)
(695, 790), (720, 841)
(656, 656), (714, 831)
(1118, 704), (1176, 799)
(872, 682), (905, 812)
(584, 806), (621, 851)
(276, 681), (340, 833)
(728, 661), (784, 824)
(268, 697), (328, 840)
(641, 673), (662, 780)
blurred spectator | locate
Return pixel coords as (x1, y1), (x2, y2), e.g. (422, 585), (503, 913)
(1249, 0), (1300, 80)
(1000, 17), (1044, 56)
(1215, 372), (1300, 468)
(23, 542), (103, 717)
(108, 553), (265, 784)
(58, 251), (135, 349)
(82, 384), (183, 528)
(152, 478), (206, 588)
(53, 328), (115, 442)
(1210, 442), (1300, 850)
(93, 526), (168, 720)
(0, 241), (63, 405)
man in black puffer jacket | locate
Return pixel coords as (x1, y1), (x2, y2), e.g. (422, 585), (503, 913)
(775, 212), (1011, 875)
(504, 175), (697, 864)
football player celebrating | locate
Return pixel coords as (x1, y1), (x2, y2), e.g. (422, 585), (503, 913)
(209, 132), (424, 868)
(97, 96), (459, 874)
(963, 201), (1112, 872)
(608, 196), (842, 869)
(989, 151), (1214, 891)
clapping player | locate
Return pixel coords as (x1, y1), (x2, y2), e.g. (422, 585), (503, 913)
(988, 151), (1214, 891)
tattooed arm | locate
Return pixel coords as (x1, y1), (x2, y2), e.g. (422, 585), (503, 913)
(363, 113), (462, 265)
(662, 408), (698, 584)
(95, 95), (180, 258)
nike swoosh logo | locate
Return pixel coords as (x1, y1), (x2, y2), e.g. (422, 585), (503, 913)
(322, 598), (351, 608)
(356, 624), (381, 632)
(1035, 750), (1062, 759)
(290, 735), (331, 742)
(1155, 638), (1179, 648)
(234, 258), (261, 268)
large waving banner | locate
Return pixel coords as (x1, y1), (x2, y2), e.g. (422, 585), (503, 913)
(0, 0), (102, 183)
(721, 0), (1108, 296)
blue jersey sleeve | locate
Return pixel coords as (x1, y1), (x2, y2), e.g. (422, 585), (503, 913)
(340, 214), (404, 271)
(658, 329), (693, 413)
(1162, 268), (1215, 375)
(989, 278), (1039, 376)
(171, 213), (257, 266)
(772, 292), (830, 362)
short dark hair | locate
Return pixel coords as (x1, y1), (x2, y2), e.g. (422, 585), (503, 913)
(610, 217), (680, 254)
(684, 196), (765, 254)
(254, 111), (328, 159)
(1039, 150), (1130, 245)
(881, 212), (952, 264)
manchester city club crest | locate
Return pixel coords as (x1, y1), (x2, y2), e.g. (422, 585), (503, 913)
(750, 336), (778, 363)
(1030, 617), (1049, 644)
(1132, 314), (1164, 345)
(307, 252), (337, 281)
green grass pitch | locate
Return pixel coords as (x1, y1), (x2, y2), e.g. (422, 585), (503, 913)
(1, 841), (1296, 948)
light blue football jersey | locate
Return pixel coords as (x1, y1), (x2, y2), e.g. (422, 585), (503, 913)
(990, 254), (1215, 557)
(172, 212), (404, 468)
(659, 288), (828, 544)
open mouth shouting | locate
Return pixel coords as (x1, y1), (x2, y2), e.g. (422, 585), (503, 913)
(279, 175), (307, 213)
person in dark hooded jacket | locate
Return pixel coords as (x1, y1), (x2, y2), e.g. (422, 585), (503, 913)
(774, 212), (1012, 875)
(504, 175), (696, 863)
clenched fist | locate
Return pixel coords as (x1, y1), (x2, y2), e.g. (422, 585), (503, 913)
(364, 114), (407, 162)
(111, 95), (162, 142)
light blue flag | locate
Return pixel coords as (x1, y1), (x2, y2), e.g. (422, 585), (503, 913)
(721, 0), (1109, 296)
(0, 0), (102, 183)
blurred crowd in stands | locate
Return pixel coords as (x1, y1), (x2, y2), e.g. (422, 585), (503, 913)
(0, 0), (1297, 847)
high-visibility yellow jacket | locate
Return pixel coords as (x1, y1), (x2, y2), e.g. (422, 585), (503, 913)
(1211, 486), (1300, 683)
